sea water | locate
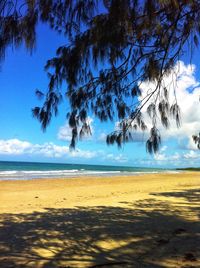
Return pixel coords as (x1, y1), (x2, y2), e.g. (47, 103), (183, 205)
(0, 161), (174, 180)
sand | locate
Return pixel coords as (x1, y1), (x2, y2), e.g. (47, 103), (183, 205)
(0, 172), (200, 267)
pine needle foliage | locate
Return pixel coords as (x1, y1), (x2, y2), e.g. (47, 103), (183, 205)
(1, 0), (200, 153)
(193, 133), (200, 149)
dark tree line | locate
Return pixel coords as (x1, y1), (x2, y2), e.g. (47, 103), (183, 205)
(1, 0), (200, 152)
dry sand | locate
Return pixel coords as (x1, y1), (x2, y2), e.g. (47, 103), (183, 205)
(0, 172), (200, 267)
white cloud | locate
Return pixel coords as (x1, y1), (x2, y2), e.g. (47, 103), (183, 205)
(160, 145), (167, 152)
(57, 123), (72, 142)
(104, 153), (128, 163)
(153, 145), (182, 163)
(97, 132), (107, 142)
(138, 61), (200, 149)
(183, 150), (200, 159)
(154, 153), (167, 161)
(0, 139), (97, 159)
(171, 153), (181, 160)
(0, 139), (32, 155)
(69, 148), (97, 159)
(154, 152), (181, 162)
(58, 117), (94, 142)
(0, 138), (129, 163)
(152, 149), (200, 167)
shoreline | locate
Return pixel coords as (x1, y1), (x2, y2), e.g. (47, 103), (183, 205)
(0, 169), (183, 182)
(0, 172), (200, 267)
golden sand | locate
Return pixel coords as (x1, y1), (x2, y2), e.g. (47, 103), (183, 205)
(0, 172), (200, 267)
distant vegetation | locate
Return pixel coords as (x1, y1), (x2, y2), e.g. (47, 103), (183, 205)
(177, 167), (200, 171)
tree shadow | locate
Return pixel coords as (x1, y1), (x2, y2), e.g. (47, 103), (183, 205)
(151, 188), (200, 219)
(151, 188), (200, 204)
(0, 189), (200, 267)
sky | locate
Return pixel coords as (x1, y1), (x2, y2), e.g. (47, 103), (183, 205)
(0, 23), (200, 168)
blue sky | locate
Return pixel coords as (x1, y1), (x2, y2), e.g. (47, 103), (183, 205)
(0, 23), (200, 168)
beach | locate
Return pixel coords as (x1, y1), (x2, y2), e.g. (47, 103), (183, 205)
(0, 172), (200, 267)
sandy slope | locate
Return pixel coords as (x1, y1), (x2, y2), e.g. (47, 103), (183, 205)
(0, 172), (200, 267)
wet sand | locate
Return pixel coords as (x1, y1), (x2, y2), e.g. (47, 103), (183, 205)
(0, 172), (200, 267)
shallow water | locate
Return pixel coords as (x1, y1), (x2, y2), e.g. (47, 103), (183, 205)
(0, 160), (175, 180)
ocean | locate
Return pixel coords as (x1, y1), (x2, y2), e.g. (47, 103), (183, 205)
(0, 161), (173, 181)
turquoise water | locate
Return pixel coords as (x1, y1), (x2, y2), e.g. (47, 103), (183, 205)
(0, 161), (172, 180)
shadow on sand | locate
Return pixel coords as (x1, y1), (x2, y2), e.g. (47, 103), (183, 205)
(0, 188), (200, 267)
